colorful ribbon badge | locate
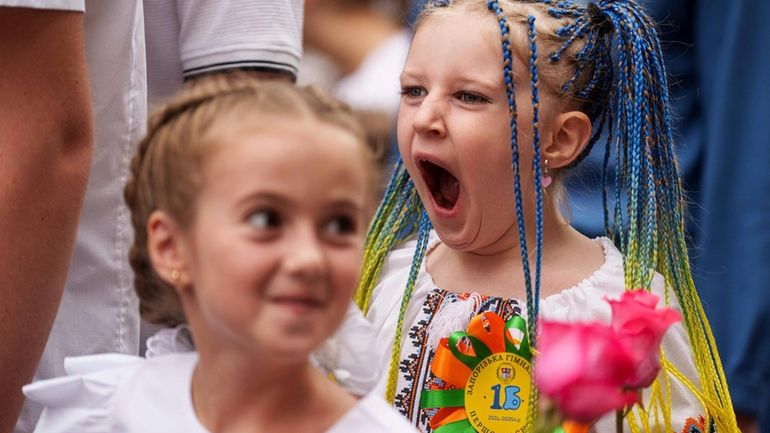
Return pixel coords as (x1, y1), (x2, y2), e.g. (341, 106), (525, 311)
(421, 312), (533, 433)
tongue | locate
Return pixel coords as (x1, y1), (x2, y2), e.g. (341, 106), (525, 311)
(436, 173), (459, 209)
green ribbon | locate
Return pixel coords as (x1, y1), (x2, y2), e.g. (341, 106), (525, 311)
(420, 314), (534, 432)
(420, 389), (465, 409)
(434, 419), (476, 433)
(448, 332), (493, 371)
(504, 315), (532, 361)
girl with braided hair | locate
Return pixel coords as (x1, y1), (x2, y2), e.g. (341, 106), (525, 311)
(22, 75), (418, 433)
(332, 1), (740, 432)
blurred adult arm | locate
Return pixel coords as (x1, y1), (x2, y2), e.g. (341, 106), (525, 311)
(0, 7), (93, 432)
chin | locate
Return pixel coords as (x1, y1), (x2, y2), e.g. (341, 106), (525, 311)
(265, 329), (328, 359)
(431, 218), (482, 251)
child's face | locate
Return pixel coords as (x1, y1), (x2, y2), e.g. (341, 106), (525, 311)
(398, 11), (549, 253)
(178, 118), (369, 360)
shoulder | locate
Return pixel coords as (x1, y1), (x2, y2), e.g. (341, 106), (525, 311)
(540, 237), (669, 323)
(24, 353), (200, 433)
(366, 232), (438, 327)
(327, 393), (419, 433)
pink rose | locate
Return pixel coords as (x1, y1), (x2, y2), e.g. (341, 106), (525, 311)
(535, 322), (640, 422)
(607, 290), (681, 388)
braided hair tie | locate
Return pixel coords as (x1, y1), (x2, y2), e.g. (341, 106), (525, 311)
(586, 2), (613, 36)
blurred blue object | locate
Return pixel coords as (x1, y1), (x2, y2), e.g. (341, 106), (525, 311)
(693, 1), (770, 429)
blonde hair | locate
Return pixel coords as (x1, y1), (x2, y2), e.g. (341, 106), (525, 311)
(124, 74), (369, 326)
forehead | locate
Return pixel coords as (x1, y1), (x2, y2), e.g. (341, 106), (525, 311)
(405, 11), (503, 78)
(200, 117), (368, 195)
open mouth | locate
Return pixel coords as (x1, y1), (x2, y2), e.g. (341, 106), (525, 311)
(420, 160), (460, 210)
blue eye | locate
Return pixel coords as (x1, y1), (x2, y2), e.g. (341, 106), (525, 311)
(456, 91), (489, 104)
(401, 86), (427, 99)
(247, 209), (281, 230)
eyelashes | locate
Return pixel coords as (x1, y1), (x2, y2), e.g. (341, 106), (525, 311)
(245, 208), (360, 241)
(400, 86), (427, 99)
(400, 86), (491, 105)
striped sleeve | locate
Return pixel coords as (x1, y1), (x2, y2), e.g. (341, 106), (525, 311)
(0, 0), (83, 11)
(176, 0), (303, 79)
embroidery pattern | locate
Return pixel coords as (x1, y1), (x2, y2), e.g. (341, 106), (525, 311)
(678, 416), (717, 433)
(394, 288), (522, 432)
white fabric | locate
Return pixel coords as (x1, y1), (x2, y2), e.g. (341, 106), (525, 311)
(23, 352), (419, 433)
(333, 29), (411, 114)
(0, 0), (82, 10)
(329, 232), (706, 433)
(144, 0), (303, 108)
(310, 303), (382, 397)
(25, 353), (208, 433)
(144, 325), (194, 358)
(1, 1), (147, 431)
(328, 392), (420, 433)
(144, 304), (380, 397)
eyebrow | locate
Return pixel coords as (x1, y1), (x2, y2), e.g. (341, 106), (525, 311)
(234, 191), (291, 209)
(235, 192), (364, 212)
(325, 198), (365, 213)
(399, 69), (423, 83)
(400, 69), (500, 93)
(454, 75), (500, 92)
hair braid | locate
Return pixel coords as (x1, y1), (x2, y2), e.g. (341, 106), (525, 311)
(540, 1), (737, 430)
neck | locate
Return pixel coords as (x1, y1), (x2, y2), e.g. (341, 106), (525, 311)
(304, 8), (400, 75)
(190, 338), (354, 433)
(428, 197), (604, 299)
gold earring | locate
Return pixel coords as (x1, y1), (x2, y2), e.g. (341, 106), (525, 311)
(170, 269), (181, 282)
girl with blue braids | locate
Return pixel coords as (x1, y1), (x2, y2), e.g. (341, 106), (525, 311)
(333, 1), (740, 432)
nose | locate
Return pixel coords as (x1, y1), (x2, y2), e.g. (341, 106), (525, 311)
(283, 224), (327, 280)
(411, 94), (446, 138)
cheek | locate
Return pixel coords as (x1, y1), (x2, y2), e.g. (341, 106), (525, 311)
(328, 249), (361, 302)
(330, 249), (362, 296)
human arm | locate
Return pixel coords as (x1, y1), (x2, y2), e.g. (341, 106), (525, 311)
(0, 7), (93, 432)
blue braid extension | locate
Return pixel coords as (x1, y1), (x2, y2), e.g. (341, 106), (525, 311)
(533, 7), (738, 422)
(486, 0), (537, 344)
(527, 15), (545, 335)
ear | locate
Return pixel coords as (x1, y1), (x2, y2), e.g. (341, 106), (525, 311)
(147, 210), (191, 292)
(542, 111), (592, 169)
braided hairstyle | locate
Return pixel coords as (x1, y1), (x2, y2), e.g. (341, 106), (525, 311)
(355, 1), (738, 431)
(124, 74), (369, 327)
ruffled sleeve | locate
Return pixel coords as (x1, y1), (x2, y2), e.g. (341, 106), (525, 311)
(23, 354), (145, 433)
(326, 233), (439, 397)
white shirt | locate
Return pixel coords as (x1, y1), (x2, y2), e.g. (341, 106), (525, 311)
(144, 0), (304, 109)
(23, 352), (420, 433)
(328, 233), (707, 433)
(1, 1), (147, 432)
